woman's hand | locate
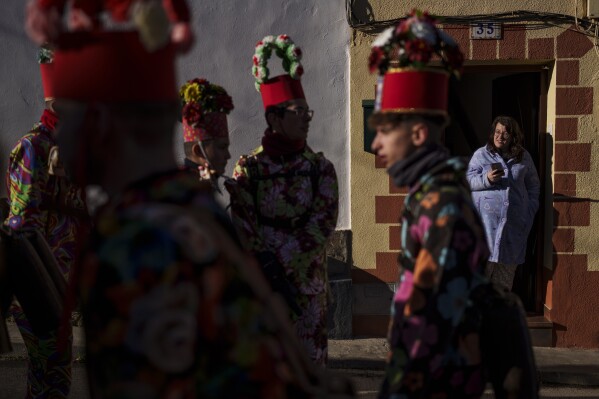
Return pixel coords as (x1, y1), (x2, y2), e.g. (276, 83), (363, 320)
(487, 169), (503, 184)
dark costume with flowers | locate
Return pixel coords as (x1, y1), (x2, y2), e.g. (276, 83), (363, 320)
(4, 56), (86, 398)
(226, 35), (339, 366)
(79, 171), (322, 398)
(380, 148), (490, 398)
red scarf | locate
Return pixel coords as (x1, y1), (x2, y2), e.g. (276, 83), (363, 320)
(261, 128), (305, 158)
(40, 109), (59, 133)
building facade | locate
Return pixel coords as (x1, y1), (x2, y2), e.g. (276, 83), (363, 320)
(349, 0), (599, 348)
(1, 0), (598, 348)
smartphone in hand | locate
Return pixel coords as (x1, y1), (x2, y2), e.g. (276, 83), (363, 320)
(491, 162), (504, 176)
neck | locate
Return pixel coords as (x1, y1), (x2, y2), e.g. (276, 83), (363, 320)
(388, 143), (449, 188)
(101, 145), (178, 197)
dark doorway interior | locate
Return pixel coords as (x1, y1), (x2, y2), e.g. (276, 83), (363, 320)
(446, 67), (547, 312)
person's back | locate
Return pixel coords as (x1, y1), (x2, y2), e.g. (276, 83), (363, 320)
(79, 170), (314, 397)
(381, 151), (489, 397)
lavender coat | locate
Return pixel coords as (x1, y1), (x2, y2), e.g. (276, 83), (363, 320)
(466, 146), (540, 264)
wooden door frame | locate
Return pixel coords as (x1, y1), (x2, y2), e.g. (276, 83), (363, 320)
(461, 63), (550, 313)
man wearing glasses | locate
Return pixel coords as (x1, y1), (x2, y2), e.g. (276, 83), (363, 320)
(226, 35), (339, 366)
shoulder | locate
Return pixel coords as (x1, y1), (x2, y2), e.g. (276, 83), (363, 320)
(303, 147), (335, 173)
(470, 146), (490, 160)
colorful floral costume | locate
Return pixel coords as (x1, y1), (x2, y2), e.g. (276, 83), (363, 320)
(380, 156), (489, 399)
(76, 170), (322, 398)
(5, 110), (86, 398)
(226, 145), (339, 365)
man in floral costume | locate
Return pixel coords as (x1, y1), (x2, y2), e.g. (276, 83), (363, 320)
(49, 27), (349, 397)
(368, 11), (537, 399)
(179, 77), (233, 189)
(226, 35), (339, 366)
(5, 47), (87, 399)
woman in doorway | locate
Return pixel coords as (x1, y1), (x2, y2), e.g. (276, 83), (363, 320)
(467, 115), (540, 291)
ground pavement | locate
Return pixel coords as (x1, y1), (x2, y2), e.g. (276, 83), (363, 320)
(2, 322), (599, 398)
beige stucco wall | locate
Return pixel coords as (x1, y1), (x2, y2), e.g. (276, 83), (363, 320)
(350, 31), (388, 271)
(573, 46), (599, 271)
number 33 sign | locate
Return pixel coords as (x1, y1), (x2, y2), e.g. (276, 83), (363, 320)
(470, 22), (502, 39)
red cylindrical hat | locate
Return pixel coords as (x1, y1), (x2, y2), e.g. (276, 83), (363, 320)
(51, 31), (177, 102)
(377, 68), (448, 117)
(260, 74), (305, 109)
(40, 63), (54, 100)
(183, 112), (229, 142)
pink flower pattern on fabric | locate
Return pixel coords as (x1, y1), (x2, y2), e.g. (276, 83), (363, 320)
(409, 214), (432, 242)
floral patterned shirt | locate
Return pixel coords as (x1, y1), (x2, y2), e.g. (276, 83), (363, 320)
(5, 121), (86, 276)
(381, 157), (490, 399)
(226, 146), (338, 296)
(77, 170), (313, 398)
(225, 145), (338, 365)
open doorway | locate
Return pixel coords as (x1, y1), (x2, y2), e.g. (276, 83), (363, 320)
(446, 65), (548, 313)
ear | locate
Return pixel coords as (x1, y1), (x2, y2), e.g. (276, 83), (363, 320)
(410, 122), (429, 147)
(266, 112), (281, 131)
(191, 142), (203, 157)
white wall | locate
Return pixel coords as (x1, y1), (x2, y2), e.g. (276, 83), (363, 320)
(0, 0), (351, 229)
(0, 2), (45, 196)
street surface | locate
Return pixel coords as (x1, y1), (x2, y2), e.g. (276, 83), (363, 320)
(2, 362), (599, 398)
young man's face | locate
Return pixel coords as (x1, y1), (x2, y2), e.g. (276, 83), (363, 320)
(201, 137), (230, 176)
(272, 99), (313, 140)
(371, 121), (417, 168)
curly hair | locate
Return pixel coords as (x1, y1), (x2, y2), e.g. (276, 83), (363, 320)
(486, 116), (525, 163)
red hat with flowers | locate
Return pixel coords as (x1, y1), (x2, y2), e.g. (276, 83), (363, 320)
(50, 31), (177, 102)
(179, 78), (234, 142)
(368, 9), (464, 117)
(38, 45), (55, 101)
(252, 34), (305, 109)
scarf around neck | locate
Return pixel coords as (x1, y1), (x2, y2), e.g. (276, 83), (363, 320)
(261, 128), (306, 158)
(40, 109), (58, 134)
(387, 143), (450, 189)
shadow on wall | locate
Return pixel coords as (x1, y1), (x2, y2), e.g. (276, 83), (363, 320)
(326, 230), (354, 339)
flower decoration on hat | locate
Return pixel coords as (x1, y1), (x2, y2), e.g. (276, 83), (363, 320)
(179, 78), (234, 142)
(368, 9), (464, 76)
(38, 44), (54, 64)
(252, 34), (304, 92)
(38, 44), (55, 100)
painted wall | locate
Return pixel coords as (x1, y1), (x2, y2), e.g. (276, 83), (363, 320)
(349, 0), (599, 346)
(0, 0), (351, 228)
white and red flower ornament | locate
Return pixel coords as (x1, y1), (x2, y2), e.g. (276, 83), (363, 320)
(252, 34), (304, 91)
(368, 9), (464, 76)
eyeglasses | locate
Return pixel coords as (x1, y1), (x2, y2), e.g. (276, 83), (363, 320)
(494, 130), (510, 139)
(284, 107), (314, 119)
